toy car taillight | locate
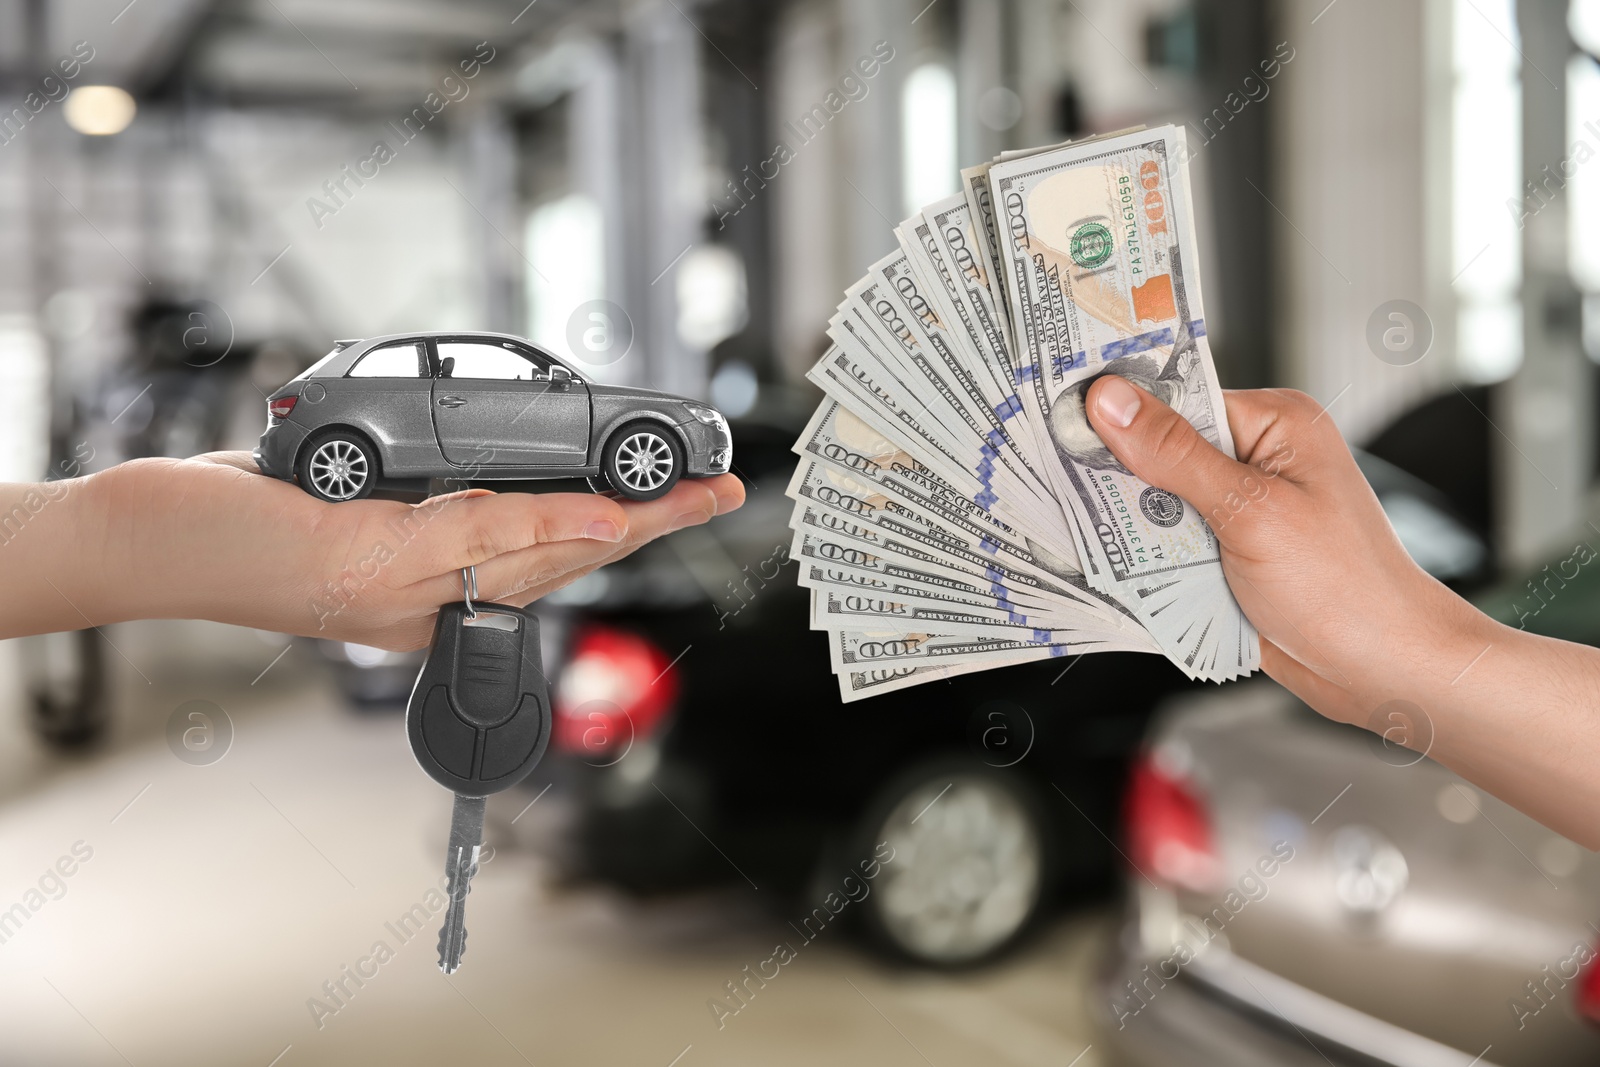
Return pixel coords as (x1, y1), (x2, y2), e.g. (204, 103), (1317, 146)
(1123, 749), (1220, 893)
(553, 626), (679, 761)
(267, 396), (298, 419)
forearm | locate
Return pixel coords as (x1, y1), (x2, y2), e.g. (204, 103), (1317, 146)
(1412, 615), (1600, 848)
(1283, 577), (1600, 848)
(0, 459), (322, 638)
(0, 472), (120, 637)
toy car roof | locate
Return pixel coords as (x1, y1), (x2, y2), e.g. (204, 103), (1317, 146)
(309, 331), (546, 377)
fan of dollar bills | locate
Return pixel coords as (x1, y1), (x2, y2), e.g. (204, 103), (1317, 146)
(787, 124), (1261, 702)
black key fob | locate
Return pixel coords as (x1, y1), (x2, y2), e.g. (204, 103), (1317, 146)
(406, 602), (551, 798)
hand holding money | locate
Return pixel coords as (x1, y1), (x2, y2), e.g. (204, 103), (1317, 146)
(788, 125), (1262, 700)
(1086, 375), (1465, 714)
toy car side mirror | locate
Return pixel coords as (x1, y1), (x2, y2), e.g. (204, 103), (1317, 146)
(546, 365), (573, 387)
(439, 356), (455, 379)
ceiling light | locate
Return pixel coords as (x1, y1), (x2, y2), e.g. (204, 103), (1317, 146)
(63, 86), (136, 136)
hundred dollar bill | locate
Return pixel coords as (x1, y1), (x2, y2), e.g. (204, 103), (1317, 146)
(962, 131), (1146, 363)
(788, 506), (1071, 620)
(788, 529), (1069, 622)
(787, 457), (1091, 608)
(911, 199), (1012, 391)
(808, 586), (1146, 653)
(809, 585), (1057, 638)
(961, 160), (1012, 344)
(828, 627), (1138, 673)
(993, 128), (1141, 164)
(796, 562), (1027, 623)
(837, 652), (1051, 703)
(796, 390), (1070, 561)
(894, 211), (1071, 510)
(787, 130), (1260, 694)
(883, 229), (1016, 425)
(834, 259), (1059, 528)
(914, 198), (1062, 472)
(794, 396), (1084, 573)
(986, 124), (1256, 677)
(794, 393), (1172, 647)
(806, 342), (1050, 534)
(896, 211), (1009, 407)
(787, 457), (1159, 652)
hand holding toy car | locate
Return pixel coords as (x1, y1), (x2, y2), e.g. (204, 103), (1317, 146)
(0, 331), (744, 650)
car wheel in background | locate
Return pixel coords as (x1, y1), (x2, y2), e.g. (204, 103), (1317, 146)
(602, 421), (683, 501)
(297, 429), (378, 502)
(586, 470), (619, 497)
(851, 757), (1050, 967)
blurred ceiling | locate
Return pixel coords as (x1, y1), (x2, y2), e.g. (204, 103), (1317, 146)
(0, 0), (608, 105)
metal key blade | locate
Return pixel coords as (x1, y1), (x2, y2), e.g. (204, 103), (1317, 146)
(438, 793), (487, 974)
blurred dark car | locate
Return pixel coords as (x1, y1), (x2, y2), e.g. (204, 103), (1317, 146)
(515, 413), (1490, 968)
(1097, 533), (1600, 1065)
(22, 301), (299, 747)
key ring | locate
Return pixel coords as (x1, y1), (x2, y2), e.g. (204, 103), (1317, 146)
(461, 565), (478, 620)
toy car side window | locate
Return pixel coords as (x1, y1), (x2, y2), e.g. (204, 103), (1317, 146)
(348, 341), (424, 378)
(436, 341), (535, 381)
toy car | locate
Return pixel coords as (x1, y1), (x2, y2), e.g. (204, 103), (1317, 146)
(253, 332), (732, 502)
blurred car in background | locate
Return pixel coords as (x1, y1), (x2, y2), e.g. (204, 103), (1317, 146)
(509, 404), (1492, 969)
(22, 303), (309, 747)
(516, 416), (1198, 966)
(1097, 531), (1600, 1065)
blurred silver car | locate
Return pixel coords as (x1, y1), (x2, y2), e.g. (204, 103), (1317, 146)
(1098, 456), (1600, 1065)
(1099, 683), (1600, 1066)
(253, 332), (732, 502)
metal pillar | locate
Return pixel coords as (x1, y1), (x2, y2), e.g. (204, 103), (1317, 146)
(1500, 0), (1590, 566)
(622, 0), (705, 397)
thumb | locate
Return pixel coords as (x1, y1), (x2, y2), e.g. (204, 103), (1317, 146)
(1085, 374), (1251, 524)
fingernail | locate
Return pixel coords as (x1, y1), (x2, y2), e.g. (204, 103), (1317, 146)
(584, 520), (624, 542)
(1095, 375), (1142, 428)
(670, 510), (711, 532)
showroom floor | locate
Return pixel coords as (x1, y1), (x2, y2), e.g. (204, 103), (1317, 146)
(0, 622), (1109, 1067)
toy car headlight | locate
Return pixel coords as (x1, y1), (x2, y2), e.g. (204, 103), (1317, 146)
(684, 403), (725, 427)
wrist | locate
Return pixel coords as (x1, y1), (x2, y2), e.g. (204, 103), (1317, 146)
(1345, 568), (1501, 726)
(79, 458), (196, 624)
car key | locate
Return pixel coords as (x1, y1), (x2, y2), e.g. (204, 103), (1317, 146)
(406, 571), (551, 973)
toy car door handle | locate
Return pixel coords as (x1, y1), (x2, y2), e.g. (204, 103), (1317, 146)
(437, 395), (468, 408)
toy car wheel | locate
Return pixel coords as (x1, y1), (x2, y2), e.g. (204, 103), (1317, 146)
(586, 470), (619, 497)
(850, 758), (1049, 967)
(603, 422), (682, 501)
(298, 430), (377, 502)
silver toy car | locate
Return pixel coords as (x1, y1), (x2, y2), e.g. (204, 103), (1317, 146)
(253, 332), (732, 502)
